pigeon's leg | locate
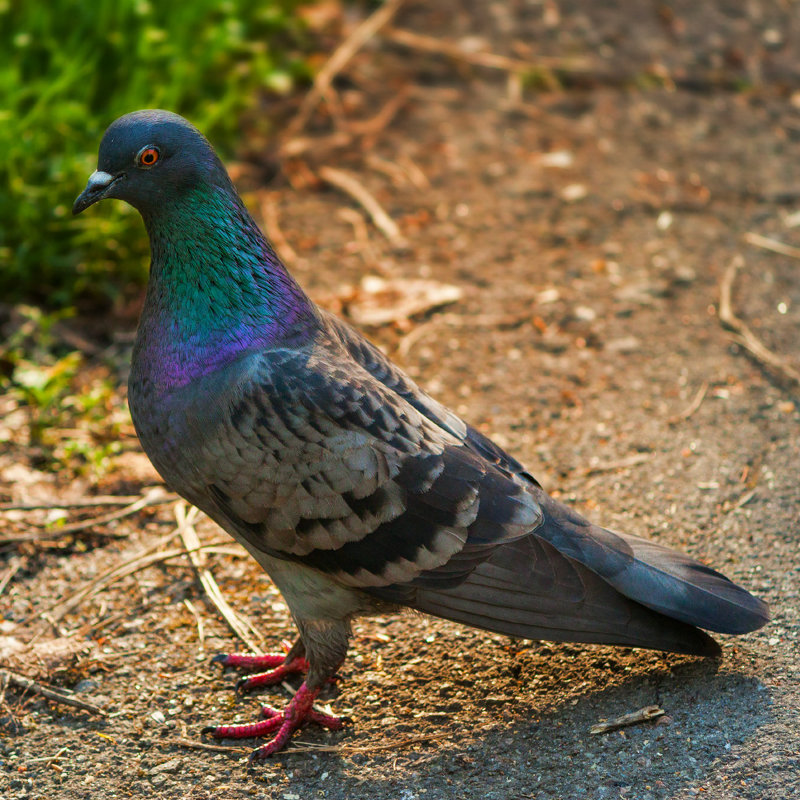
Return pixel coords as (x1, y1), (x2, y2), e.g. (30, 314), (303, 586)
(212, 637), (310, 692)
(203, 619), (349, 758)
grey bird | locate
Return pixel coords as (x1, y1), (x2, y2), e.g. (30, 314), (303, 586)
(73, 110), (769, 759)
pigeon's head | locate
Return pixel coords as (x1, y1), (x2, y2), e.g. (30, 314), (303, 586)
(73, 110), (228, 216)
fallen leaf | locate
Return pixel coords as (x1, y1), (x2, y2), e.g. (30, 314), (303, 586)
(324, 276), (463, 326)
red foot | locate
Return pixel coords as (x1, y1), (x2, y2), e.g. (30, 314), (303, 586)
(202, 682), (343, 758)
(212, 640), (310, 693)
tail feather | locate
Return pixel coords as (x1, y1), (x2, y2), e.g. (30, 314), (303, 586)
(384, 491), (768, 656)
(529, 490), (770, 635)
(372, 488), (768, 655)
(412, 536), (722, 656)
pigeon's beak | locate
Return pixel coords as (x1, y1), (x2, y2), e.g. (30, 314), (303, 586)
(72, 171), (119, 215)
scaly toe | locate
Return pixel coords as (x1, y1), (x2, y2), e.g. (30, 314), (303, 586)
(235, 655), (311, 693)
(206, 682), (344, 758)
(211, 651), (288, 671)
(202, 715), (284, 740)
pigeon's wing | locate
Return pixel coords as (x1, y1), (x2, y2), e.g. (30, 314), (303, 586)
(320, 315), (769, 644)
(176, 345), (543, 589)
(324, 311), (537, 481)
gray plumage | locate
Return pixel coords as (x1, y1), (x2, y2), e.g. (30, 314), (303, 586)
(74, 110), (769, 756)
(132, 307), (766, 663)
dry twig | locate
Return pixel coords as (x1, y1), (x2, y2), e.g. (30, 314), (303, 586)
(0, 559), (21, 598)
(346, 90), (410, 139)
(1, 668), (107, 716)
(337, 207), (386, 272)
(168, 738), (250, 756)
(258, 190), (301, 268)
(1, 487), (178, 545)
(183, 599), (206, 652)
(175, 503), (263, 652)
(743, 232), (800, 260)
(34, 529), (233, 624)
(382, 27), (592, 74)
(366, 154), (412, 187)
(0, 493), (163, 512)
(285, 0), (406, 138)
(41, 487), (174, 535)
(667, 381), (709, 426)
(319, 165), (406, 245)
(281, 92), (411, 159)
(719, 256), (800, 387)
(583, 453), (652, 476)
(396, 154), (431, 190)
(396, 311), (531, 358)
(722, 488), (758, 514)
(590, 705), (664, 735)
(169, 731), (444, 758)
(285, 731), (445, 755)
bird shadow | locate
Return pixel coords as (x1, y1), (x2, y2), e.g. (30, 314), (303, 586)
(275, 641), (772, 798)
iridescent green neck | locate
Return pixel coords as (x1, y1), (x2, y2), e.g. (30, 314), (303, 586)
(135, 183), (317, 390)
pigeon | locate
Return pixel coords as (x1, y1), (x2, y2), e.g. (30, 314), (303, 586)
(74, 110), (769, 759)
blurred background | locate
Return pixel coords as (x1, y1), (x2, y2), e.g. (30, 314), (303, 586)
(1, 4), (799, 797)
(0, 0), (312, 309)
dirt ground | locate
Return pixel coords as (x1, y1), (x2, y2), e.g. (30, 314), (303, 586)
(2, 1), (799, 798)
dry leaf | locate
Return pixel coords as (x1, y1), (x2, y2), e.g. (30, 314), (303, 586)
(0, 634), (88, 679)
(340, 276), (463, 326)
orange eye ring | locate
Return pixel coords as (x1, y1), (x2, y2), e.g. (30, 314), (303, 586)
(136, 145), (160, 168)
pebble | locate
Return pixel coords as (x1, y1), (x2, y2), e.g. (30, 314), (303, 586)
(573, 305), (597, 322)
(606, 336), (641, 353)
(150, 758), (181, 774)
(561, 183), (588, 202)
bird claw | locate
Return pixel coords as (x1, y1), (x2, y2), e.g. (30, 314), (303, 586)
(202, 682), (343, 759)
(212, 643), (310, 693)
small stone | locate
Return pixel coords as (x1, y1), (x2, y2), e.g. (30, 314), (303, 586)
(539, 150), (574, 168)
(150, 758), (181, 774)
(672, 265), (696, 284)
(561, 183), (588, 202)
(483, 695), (508, 707)
(656, 211), (673, 230)
(606, 336), (641, 353)
(536, 288), (560, 304)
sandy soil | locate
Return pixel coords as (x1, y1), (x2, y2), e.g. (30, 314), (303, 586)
(1, 1), (799, 798)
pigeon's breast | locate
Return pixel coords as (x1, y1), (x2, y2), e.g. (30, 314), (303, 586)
(127, 344), (262, 505)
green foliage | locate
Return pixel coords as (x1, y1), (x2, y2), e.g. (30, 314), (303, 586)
(0, 0), (308, 308)
(2, 306), (128, 475)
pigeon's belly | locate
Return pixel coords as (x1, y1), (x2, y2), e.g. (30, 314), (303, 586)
(248, 548), (379, 621)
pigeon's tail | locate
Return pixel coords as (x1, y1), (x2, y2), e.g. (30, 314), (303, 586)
(528, 491), (770, 636)
(408, 493), (768, 657)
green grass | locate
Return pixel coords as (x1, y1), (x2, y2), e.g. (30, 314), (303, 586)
(0, 0), (309, 308)
(1, 306), (126, 475)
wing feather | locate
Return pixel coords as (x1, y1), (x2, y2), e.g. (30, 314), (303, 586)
(165, 343), (542, 589)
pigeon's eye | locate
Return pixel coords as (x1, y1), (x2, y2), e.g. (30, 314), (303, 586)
(136, 146), (160, 168)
